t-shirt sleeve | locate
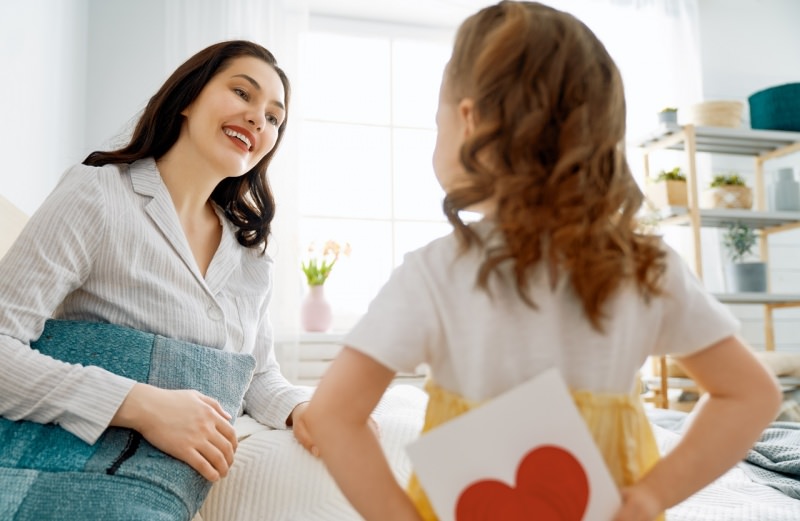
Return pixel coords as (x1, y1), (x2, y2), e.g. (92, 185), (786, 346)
(344, 251), (437, 374)
(653, 245), (740, 357)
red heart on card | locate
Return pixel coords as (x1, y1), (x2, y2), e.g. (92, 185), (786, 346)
(455, 445), (589, 521)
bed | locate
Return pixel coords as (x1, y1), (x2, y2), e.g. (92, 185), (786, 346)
(196, 384), (800, 521)
(2, 199), (798, 520)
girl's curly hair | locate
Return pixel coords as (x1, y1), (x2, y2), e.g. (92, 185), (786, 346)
(443, 1), (666, 331)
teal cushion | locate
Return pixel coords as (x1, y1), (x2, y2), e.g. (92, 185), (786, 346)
(0, 319), (256, 521)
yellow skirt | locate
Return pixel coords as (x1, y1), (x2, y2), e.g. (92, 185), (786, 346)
(407, 380), (664, 521)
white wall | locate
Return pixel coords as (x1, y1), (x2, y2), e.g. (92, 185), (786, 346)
(84, 0), (169, 153)
(0, 0), (87, 215)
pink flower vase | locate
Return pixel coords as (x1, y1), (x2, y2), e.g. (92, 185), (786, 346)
(300, 284), (332, 332)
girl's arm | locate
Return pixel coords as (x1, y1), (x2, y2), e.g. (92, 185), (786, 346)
(614, 335), (782, 520)
(303, 347), (423, 521)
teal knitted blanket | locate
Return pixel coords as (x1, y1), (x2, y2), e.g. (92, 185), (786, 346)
(0, 319), (256, 521)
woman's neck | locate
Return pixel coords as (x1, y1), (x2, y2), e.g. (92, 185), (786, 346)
(155, 149), (218, 220)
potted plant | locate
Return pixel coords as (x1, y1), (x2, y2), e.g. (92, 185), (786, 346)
(722, 221), (766, 292)
(658, 107), (678, 126)
(701, 172), (753, 209)
(646, 167), (687, 209)
(300, 240), (351, 332)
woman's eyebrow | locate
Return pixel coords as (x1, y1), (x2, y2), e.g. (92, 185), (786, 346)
(232, 73), (285, 111)
(233, 73), (261, 90)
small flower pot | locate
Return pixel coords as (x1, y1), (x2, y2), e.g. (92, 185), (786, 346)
(658, 110), (678, 126)
(726, 262), (767, 293)
(701, 186), (753, 209)
(646, 180), (687, 209)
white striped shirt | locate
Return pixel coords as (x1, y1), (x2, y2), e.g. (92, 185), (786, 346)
(0, 158), (310, 444)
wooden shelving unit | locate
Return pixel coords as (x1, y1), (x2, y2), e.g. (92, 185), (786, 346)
(639, 124), (800, 408)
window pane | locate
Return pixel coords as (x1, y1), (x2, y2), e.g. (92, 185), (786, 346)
(299, 122), (392, 218)
(299, 218), (394, 317)
(392, 39), (451, 128)
(301, 32), (391, 125)
(393, 128), (445, 221)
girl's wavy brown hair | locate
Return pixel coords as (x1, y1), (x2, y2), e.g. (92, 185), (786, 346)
(444, 1), (666, 331)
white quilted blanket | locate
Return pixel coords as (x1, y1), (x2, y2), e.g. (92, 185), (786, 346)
(197, 386), (800, 521)
(654, 424), (800, 521)
(197, 384), (426, 521)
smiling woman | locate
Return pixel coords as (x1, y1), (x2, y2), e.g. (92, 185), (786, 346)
(0, 40), (317, 520)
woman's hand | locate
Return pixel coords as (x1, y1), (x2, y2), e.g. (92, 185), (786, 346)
(290, 400), (380, 457)
(111, 383), (238, 482)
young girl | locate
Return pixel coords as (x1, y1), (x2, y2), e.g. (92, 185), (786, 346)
(302, 2), (782, 520)
(0, 40), (315, 486)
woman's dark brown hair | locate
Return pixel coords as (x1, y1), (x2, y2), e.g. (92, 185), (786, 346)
(444, 1), (666, 331)
(84, 40), (290, 251)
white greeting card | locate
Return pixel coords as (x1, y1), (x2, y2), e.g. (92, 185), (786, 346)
(405, 368), (621, 521)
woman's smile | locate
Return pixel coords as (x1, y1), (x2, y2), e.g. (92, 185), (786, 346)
(223, 126), (255, 152)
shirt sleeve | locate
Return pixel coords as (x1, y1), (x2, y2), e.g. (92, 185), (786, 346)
(242, 272), (313, 428)
(653, 245), (741, 357)
(0, 164), (136, 444)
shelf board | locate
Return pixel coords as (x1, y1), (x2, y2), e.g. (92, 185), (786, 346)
(637, 125), (800, 156)
(652, 206), (800, 229)
(712, 293), (800, 305)
(643, 375), (800, 392)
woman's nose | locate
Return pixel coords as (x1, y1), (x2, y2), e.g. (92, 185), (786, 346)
(248, 113), (265, 132)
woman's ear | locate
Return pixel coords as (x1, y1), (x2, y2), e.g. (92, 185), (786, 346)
(458, 97), (476, 137)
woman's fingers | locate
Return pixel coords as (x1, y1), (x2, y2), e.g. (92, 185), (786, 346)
(125, 387), (241, 482)
(198, 393), (233, 421)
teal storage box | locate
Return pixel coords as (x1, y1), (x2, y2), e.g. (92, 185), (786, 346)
(748, 82), (800, 131)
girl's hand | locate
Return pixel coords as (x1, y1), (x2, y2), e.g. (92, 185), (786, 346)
(612, 484), (664, 521)
(289, 401), (316, 455)
(290, 401), (380, 457)
(112, 383), (238, 482)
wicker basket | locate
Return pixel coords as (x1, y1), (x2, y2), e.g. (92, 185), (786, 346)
(701, 186), (753, 209)
(749, 82), (800, 132)
(646, 180), (687, 209)
(687, 100), (743, 128)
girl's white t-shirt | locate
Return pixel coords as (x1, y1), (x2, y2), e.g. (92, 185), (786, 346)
(345, 222), (739, 401)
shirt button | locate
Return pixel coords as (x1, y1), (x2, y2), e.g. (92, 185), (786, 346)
(207, 304), (224, 321)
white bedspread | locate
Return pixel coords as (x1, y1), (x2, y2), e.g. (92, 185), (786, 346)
(197, 384), (426, 521)
(197, 386), (800, 521)
(653, 424), (800, 521)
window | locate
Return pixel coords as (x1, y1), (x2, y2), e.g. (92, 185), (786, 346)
(296, 17), (453, 327)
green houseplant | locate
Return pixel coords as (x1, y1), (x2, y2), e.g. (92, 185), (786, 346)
(702, 172), (753, 209)
(655, 167), (686, 183)
(301, 240), (350, 286)
(647, 167), (687, 208)
(658, 107), (678, 126)
(722, 221), (766, 292)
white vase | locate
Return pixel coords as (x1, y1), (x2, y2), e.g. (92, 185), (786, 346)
(300, 285), (332, 332)
(768, 168), (800, 211)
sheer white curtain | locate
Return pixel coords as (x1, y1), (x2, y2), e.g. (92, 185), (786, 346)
(541, 0), (703, 141)
(164, 0), (309, 337)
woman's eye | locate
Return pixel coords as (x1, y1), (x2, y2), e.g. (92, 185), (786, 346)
(234, 88), (249, 100)
(266, 114), (280, 127)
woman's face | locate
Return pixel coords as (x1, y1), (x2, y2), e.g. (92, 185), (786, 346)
(180, 56), (286, 178)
